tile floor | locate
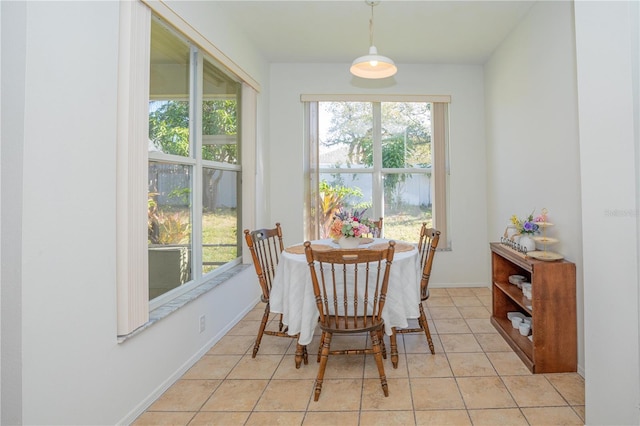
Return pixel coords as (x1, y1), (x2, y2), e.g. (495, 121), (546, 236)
(133, 287), (585, 425)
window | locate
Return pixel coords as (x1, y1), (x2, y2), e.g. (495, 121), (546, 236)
(117, 2), (258, 337)
(147, 18), (242, 306)
(304, 96), (450, 246)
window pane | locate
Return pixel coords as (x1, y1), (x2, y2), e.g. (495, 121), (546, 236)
(318, 173), (372, 238)
(148, 162), (192, 300)
(309, 100), (445, 245)
(382, 172), (432, 243)
(381, 102), (431, 169)
(148, 19), (190, 157)
(144, 15), (245, 314)
(202, 168), (240, 274)
(202, 57), (240, 164)
(319, 102), (372, 169)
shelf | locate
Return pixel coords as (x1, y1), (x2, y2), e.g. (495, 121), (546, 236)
(490, 243), (533, 272)
(493, 281), (532, 315)
(490, 242), (576, 373)
(491, 316), (534, 370)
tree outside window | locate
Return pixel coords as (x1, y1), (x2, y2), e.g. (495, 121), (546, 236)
(316, 101), (434, 242)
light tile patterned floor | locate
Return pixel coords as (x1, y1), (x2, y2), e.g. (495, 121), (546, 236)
(133, 287), (585, 425)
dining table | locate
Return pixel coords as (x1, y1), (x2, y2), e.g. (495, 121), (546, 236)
(269, 237), (422, 368)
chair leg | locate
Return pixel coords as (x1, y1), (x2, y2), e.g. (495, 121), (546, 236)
(295, 343), (308, 368)
(377, 329), (387, 359)
(253, 302), (271, 358)
(370, 330), (389, 397)
(278, 313), (285, 332)
(314, 332), (332, 401)
(317, 332), (325, 363)
(418, 303), (435, 354)
(389, 327), (399, 368)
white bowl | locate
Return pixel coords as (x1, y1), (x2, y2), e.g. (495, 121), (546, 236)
(507, 312), (525, 320)
(511, 317), (523, 328)
(509, 274), (526, 285)
(522, 283), (532, 299)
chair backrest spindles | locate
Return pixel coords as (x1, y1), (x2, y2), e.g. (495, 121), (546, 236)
(416, 224), (441, 299)
(367, 217), (384, 238)
(304, 241), (395, 331)
(244, 223), (285, 301)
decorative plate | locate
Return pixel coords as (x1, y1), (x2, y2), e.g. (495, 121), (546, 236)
(368, 242), (414, 253)
(526, 250), (564, 261)
(534, 221), (554, 228)
(332, 237), (374, 245)
(532, 236), (559, 244)
(285, 244), (333, 254)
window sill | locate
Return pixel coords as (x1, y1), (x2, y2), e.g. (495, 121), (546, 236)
(118, 264), (251, 343)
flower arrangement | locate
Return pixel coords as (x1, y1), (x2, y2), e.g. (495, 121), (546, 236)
(329, 208), (372, 239)
(510, 210), (546, 235)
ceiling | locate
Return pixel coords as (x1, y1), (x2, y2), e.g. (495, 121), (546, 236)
(213, 1), (536, 65)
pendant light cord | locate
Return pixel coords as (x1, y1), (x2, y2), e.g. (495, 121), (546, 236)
(369, 2), (375, 47)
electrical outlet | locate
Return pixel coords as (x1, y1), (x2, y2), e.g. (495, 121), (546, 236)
(199, 315), (206, 333)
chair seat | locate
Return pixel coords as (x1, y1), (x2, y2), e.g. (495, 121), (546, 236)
(320, 316), (384, 334)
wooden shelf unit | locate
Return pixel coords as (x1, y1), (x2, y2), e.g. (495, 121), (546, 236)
(490, 242), (577, 373)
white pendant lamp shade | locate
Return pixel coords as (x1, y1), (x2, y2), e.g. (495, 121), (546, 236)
(350, 1), (397, 79)
(350, 45), (397, 79)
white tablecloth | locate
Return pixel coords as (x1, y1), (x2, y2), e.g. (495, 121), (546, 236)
(269, 238), (421, 345)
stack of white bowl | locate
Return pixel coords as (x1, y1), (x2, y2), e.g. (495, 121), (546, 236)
(508, 274), (525, 288)
(508, 274), (532, 299)
(507, 312), (533, 337)
(522, 282), (532, 299)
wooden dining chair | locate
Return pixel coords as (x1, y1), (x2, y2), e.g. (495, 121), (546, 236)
(303, 240), (396, 401)
(390, 224), (440, 366)
(244, 224), (307, 365)
(367, 217), (384, 238)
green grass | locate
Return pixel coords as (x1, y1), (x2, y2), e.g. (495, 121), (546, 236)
(202, 208), (239, 273)
(380, 205), (432, 242)
(155, 205), (430, 276)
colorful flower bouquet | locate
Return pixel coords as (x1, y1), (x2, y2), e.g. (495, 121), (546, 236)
(510, 210), (546, 235)
(329, 208), (372, 239)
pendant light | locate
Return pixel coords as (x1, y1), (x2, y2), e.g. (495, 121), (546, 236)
(350, 1), (397, 79)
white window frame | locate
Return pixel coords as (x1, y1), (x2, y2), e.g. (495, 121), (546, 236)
(146, 27), (244, 311)
(116, 0), (259, 337)
(302, 95), (451, 247)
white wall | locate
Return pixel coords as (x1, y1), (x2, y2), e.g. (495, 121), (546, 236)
(269, 63), (490, 287)
(484, 0), (584, 373)
(486, 0), (640, 423)
(1, 1), (269, 424)
(574, 1), (640, 424)
(1, 1), (26, 424)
